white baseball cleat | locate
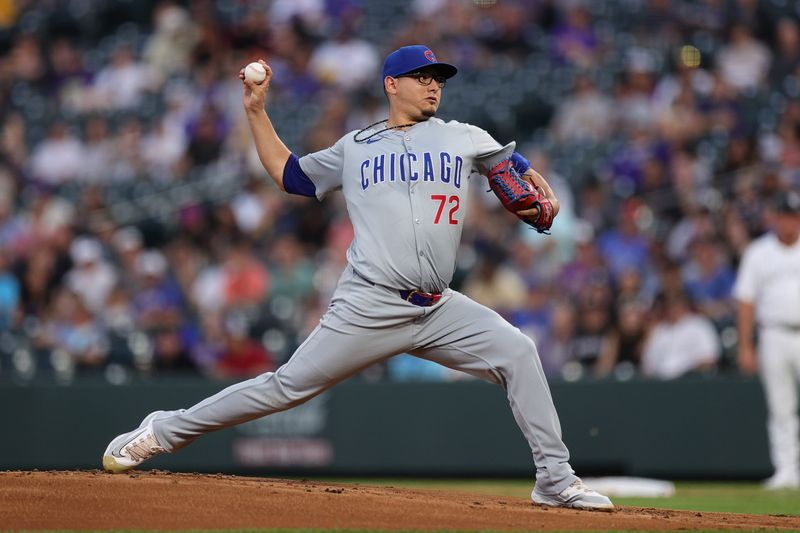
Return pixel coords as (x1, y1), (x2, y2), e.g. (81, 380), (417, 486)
(532, 479), (615, 511)
(763, 471), (800, 490)
(102, 411), (166, 473)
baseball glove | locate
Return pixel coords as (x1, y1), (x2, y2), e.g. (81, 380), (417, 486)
(487, 159), (555, 233)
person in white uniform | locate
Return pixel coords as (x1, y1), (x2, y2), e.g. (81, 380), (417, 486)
(735, 192), (800, 489)
(101, 45), (613, 510)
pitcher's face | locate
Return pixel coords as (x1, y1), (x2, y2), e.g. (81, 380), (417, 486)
(386, 68), (446, 121)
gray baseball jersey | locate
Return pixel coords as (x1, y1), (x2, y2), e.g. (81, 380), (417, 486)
(141, 117), (579, 495)
(299, 118), (514, 293)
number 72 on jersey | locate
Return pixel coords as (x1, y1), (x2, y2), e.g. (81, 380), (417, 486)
(431, 194), (460, 225)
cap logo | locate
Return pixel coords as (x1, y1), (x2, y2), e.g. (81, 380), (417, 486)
(424, 49), (436, 62)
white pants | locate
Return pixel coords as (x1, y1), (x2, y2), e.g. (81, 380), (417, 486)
(758, 326), (800, 477)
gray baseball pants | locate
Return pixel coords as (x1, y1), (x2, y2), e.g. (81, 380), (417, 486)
(152, 264), (578, 493)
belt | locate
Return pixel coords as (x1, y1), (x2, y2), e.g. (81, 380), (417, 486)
(351, 267), (443, 307)
(399, 289), (442, 307)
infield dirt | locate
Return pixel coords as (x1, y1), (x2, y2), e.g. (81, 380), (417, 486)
(1, 470), (799, 531)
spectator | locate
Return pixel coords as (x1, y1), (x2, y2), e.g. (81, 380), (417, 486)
(0, 197), (27, 256)
(1, 112), (29, 171)
(571, 302), (613, 374)
(9, 33), (46, 83)
(213, 313), (275, 379)
(534, 301), (577, 378)
(595, 301), (647, 378)
(617, 50), (658, 132)
(81, 117), (114, 184)
(269, 0), (327, 30)
(667, 206), (717, 262)
(111, 226), (144, 286)
(24, 194), (76, 251)
(92, 44), (157, 110)
(15, 247), (66, 320)
(474, 3), (532, 61)
(652, 53), (713, 115)
(769, 18), (800, 86)
(168, 236), (208, 309)
(597, 201), (652, 283)
(151, 325), (200, 375)
(575, 182), (613, 233)
(551, 75), (616, 143)
(108, 119), (146, 182)
(681, 237), (735, 324)
(462, 247), (527, 314)
(551, 4), (600, 69)
(44, 289), (109, 372)
(140, 118), (188, 177)
(143, 4), (200, 81)
(701, 73), (742, 135)
(608, 127), (668, 195)
(132, 250), (184, 331)
(641, 291), (721, 379)
(105, 285), (135, 334)
(0, 250), (20, 330)
(655, 80), (706, 147)
(221, 240), (269, 310)
(510, 280), (552, 350)
(716, 23), (772, 92)
(270, 42), (320, 101)
(231, 181), (269, 236)
(49, 38), (92, 113)
(192, 261), (225, 315)
(559, 224), (611, 298)
(267, 234), (315, 302)
(29, 122), (85, 185)
(308, 16), (379, 91)
(776, 110), (800, 173)
(186, 105), (227, 166)
(616, 268), (650, 308)
(65, 237), (117, 314)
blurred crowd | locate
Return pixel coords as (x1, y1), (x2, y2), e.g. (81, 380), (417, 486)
(0, 0), (797, 384)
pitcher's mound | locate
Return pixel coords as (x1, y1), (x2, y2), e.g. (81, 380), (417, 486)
(2, 470), (798, 531)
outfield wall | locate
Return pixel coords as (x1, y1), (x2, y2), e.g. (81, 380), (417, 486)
(1, 377), (775, 479)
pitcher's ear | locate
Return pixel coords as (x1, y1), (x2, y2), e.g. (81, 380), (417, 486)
(384, 76), (399, 96)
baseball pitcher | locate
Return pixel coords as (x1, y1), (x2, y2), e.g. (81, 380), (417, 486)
(103, 45), (613, 511)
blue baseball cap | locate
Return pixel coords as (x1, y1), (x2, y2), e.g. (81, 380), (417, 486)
(382, 45), (458, 80)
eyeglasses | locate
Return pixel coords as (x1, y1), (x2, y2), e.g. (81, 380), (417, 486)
(397, 71), (447, 88)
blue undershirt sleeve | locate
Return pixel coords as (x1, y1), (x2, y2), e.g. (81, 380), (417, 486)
(282, 154), (317, 197)
(510, 152), (531, 175)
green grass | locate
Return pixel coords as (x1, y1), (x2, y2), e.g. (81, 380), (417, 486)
(324, 478), (800, 516)
(610, 482), (800, 515)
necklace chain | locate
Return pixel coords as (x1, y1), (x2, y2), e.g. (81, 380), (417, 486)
(353, 119), (415, 143)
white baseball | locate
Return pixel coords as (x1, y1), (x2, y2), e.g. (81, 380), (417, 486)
(244, 62), (267, 84)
